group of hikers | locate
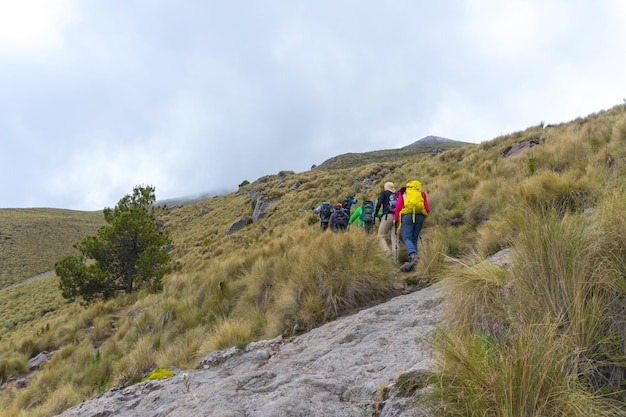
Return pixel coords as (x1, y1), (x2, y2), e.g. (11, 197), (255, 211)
(312, 179), (430, 272)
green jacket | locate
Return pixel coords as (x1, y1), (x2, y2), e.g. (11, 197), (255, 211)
(349, 205), (382, 227)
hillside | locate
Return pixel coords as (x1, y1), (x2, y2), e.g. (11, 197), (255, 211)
(1, 104), (626, 416)
(0, 209), (105, 289)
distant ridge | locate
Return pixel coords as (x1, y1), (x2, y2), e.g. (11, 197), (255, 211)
(316, 135), (472, 170)
(156, 190), (229, 207)
(402, 135), (465, 148)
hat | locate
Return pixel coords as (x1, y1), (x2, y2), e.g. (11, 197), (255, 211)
(336, 203), (343, 208)
(384, 182), (396, 192)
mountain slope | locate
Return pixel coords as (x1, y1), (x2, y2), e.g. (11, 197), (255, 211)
(0, 209), (104, 289)
(1, 104), (626, 416)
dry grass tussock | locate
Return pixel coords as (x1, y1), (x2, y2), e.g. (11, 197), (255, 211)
(2, 104), (626, 416)
(428, 201), (626, 414)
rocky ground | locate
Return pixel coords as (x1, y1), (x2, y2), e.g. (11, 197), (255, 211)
(55, 281), (445, 417)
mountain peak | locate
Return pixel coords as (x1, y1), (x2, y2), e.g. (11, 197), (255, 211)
(403, 135), (466, 148)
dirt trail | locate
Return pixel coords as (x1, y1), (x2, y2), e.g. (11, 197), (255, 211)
(2, 270), (54, 291)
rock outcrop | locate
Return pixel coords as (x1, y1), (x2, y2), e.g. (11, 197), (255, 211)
(56, 282), (444, 417)
(226, 216), (253, 235)
(251, 195), (281, 223)
(500, 138), (541, 158)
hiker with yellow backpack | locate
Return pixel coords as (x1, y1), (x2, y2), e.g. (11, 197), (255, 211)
(393, 180), (430, 272)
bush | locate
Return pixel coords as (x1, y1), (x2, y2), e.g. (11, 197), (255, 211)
(0, 353), (28, 384)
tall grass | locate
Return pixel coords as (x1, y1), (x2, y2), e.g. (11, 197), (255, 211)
(440, 258), (511, 337)
(427, 204), (626, 414)
(409, 225), (448, 283)
(429, 322), (620, 417)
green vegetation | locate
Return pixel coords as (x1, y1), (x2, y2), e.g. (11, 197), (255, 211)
(55, 185), (173, 304)
(1, 106), (626, 416)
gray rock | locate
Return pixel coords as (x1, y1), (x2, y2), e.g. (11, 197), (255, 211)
(500, 138), (541, 158)
(28, 351), (53, 370)
(55, 283), (445, 417)
(252, 196), (281, 223)
(485, 247), (514, 270)
(289, 180), (302, 191)
(226, 217), (253, 235)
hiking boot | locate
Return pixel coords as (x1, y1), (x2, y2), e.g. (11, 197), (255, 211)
(400, 253), (418, 272)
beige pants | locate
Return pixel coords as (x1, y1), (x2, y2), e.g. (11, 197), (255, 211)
(377, 213), (398, 261)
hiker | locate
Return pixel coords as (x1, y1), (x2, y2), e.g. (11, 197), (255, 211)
(393, 180), (430, 272)
(342, 196), (358, 215)
(375, 182), (398, 261)
(349, 199), (380, 234)
(328, 203), (349, 233)
(312, 201), (333, 231)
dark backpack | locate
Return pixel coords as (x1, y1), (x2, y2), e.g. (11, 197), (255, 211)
(360, 201), (376, 224)
(320, 203), (332, 222)
(333, 210), (349, 229)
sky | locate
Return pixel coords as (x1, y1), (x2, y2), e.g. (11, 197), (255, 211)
(1, 1), (625, 211)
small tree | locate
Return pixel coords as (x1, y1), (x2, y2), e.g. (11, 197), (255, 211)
(56, 185), (173, 304)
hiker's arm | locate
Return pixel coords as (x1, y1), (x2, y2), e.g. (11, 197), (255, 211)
(349, 207), (360, 224)
(375, 191), (384, 214)
(422, 192), (430, 214)
(393, 194), (403, 223)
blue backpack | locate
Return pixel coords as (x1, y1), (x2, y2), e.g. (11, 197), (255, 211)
(388, 192), (397, 213)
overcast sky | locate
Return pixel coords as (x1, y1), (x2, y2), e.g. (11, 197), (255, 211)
(1, 1), (625, 211)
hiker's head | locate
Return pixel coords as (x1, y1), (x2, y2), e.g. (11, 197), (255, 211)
(336, 203), (342, 208)
(384, 182), (395, 192)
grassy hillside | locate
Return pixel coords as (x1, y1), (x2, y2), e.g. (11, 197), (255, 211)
(1, 104), (626, 416)
(0, 209), (105, 289)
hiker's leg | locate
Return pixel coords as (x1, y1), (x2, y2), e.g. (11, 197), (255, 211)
(411, 215), (425, 257)
(377, 215), (393, 253)
(399, 217), (417, 272)
(401, 214), (417, 256)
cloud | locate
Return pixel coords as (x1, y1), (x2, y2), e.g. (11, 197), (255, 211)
(0, 0), (77, 54)
(1, 1), (625, 210)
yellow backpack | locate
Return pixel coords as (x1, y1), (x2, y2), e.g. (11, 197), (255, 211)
(401, 180), (427, 221)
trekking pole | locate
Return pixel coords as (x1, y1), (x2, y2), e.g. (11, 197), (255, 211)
(394, 222), (399, 265)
